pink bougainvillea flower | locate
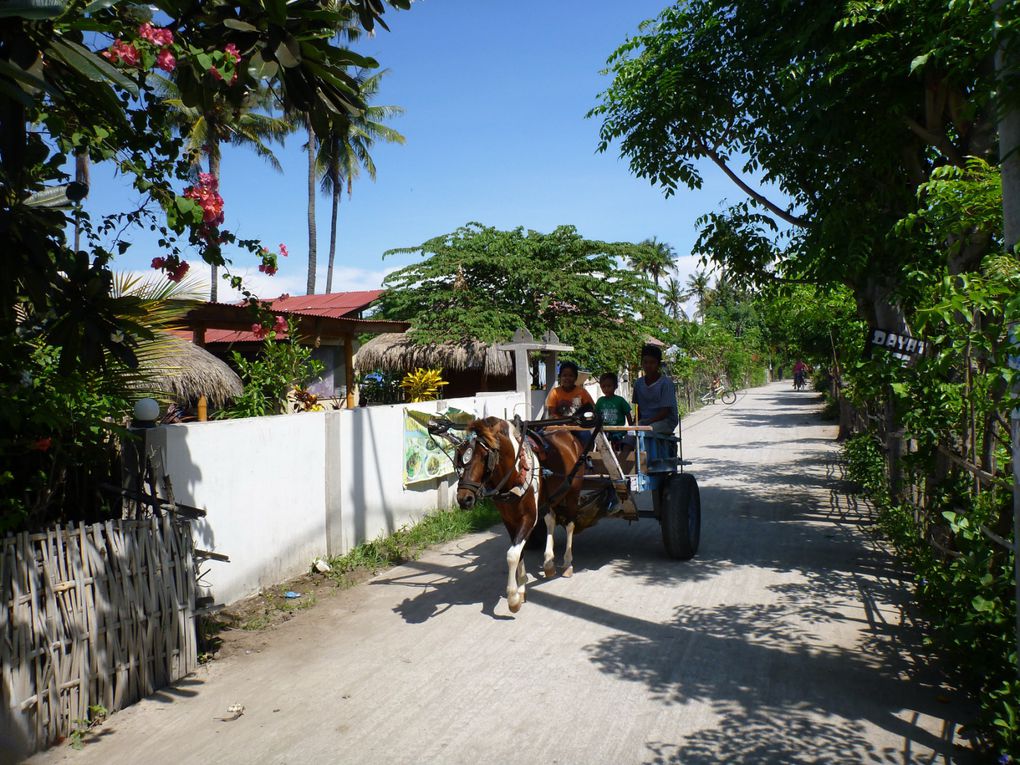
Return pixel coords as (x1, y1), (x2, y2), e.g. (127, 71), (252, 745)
(251, 323), (268, 340)
(104, 40), (140, 66)
(258, 263), (278, 276)
(168, 261), (190, 282)
(279, 243), (289, 257)
(273, 315), (287, 333)
(156, 49), (176, 72)
(197, 172), (217, 189)
(152, 28), (173, 47)
(30, 437), (52, 452)
(151, 256), (166, 269)
(224, 43), (241, 62)
(118, 42), (140, 67)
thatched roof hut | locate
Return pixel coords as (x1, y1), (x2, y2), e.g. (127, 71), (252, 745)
(355, 333), (513, 377)
(141, 336), (243, 408)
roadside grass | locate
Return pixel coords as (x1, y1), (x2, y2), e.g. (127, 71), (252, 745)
(203, 504), (500, 651)
(324, 502), (500, 586)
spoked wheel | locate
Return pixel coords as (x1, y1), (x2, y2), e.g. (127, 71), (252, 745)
(721, 390), (737, 405)
(660, 473), (701, 560)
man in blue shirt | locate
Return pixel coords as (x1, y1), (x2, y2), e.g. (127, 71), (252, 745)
(632, 344), (678, 435)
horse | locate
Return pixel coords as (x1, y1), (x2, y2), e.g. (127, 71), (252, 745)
(454, 416), (587, 613)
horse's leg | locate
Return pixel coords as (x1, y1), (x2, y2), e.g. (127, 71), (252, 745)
(542, 510), (557, 578)
(505, 537), (527, 612)
(562, 521), (575, 578)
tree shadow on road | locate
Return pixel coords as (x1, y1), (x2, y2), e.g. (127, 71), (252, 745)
(378, 388), (971, 762)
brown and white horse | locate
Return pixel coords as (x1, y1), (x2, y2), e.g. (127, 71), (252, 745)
(455, 417), (586, 613)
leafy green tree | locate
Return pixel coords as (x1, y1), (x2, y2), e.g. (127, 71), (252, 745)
(0, 0), (410, 528)
(320, 69), (405, 294)
(378, 223), (671, 373)
(221, 317), (324, 418)
(589, 0), (1014, 324)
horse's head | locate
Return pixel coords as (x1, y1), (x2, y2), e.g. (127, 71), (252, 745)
(455, 418), (506, 509)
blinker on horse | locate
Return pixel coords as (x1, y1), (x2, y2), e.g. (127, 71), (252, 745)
(453, 416), (587, 614)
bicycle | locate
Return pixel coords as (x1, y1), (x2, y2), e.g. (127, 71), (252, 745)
(700, 385), (737, 406)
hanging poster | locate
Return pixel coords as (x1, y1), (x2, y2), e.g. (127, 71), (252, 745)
(403, 407), (472, 486)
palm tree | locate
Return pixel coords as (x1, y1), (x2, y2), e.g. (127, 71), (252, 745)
(661, 276), (687, 320)
(318, 69), (405, 294)
(162, 82), (290, 300)
(306, 113), (317, 295)
(683, 270), (712, 320)
(633, 236), (675, 291)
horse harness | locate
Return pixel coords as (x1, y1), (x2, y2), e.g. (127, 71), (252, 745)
(457, 426), (540, 504)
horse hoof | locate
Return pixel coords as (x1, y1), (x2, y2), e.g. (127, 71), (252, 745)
(562, 566), (573, 578)
(508, 599), (522, 613)
(543, 563), (556, 579)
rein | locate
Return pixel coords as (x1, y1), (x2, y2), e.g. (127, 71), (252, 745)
(459, 430), (538, 503)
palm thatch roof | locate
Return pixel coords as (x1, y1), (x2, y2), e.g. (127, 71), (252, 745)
(355, 333), (513, 377)
(140, 336), (243, 407)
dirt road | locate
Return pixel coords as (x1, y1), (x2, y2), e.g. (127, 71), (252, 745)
(28, 382), (970, 764)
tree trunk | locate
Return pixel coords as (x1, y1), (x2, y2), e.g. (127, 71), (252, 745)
(306, 116), (317, 296)
(325, 178), (340, 294)
(73, 150), (89, 253)
(208, 146), (221, 302)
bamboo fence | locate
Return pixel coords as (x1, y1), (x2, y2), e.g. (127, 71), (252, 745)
(1, 517), (197, 753)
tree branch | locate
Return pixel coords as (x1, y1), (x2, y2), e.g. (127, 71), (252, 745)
(696, 140), (809, 228)
(903, 116), (965, 166)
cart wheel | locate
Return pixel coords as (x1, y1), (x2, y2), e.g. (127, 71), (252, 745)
(721, 390), (737, 405)
(660, 473), (700, 560)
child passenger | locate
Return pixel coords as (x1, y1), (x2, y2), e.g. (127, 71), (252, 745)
(545, 360), (594, 417)
(595, 372), (633, 453)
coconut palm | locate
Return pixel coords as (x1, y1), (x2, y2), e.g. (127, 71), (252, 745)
(683, 270), (712, 319)
(318, 69), (405, 294)
(661, 276), (687, 320)
(631, 236), (675, 291)
(161, 82), (290, 300)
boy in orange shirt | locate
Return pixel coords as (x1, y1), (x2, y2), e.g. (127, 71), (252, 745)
(545, 361), (594, 417)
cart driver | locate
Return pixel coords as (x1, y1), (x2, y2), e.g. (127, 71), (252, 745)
(632, 344), (678, 435)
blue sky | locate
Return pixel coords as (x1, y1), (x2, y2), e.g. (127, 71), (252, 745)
(88, 0), (749, 304)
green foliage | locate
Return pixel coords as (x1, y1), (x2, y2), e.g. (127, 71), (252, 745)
(879, 492), (1018, 759)
(0, 339), (129, 533)
(69, 704), (108, 750)
(379, 222), (674, 373)
(219, 318), (324, 418)
(399, 368), (447, 402)
(842, 433), (888, 502)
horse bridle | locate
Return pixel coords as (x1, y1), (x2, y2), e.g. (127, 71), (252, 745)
(456, 435), (510, 499)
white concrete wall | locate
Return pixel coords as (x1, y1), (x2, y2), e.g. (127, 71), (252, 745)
(334, 392), (528, 555)
(147, 413), (328, 606)
(148, 391), (528, 606)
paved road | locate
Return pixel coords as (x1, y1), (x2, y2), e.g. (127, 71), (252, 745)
(29, 382), (970, 764)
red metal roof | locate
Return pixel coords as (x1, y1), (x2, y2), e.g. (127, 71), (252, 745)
(264, 290), (384, 317)
(174, 290), (399, 345)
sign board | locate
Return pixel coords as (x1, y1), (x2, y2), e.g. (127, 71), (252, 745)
(865, 328), (928, 363)
(402, 407), (471, 486)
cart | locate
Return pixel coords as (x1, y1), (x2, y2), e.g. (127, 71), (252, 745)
(428, 411), (701, 561)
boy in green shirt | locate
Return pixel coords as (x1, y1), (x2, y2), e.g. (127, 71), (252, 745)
(595, 372), (633, 454)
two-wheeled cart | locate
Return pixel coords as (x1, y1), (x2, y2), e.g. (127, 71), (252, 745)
(536, 417), (701, 560)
